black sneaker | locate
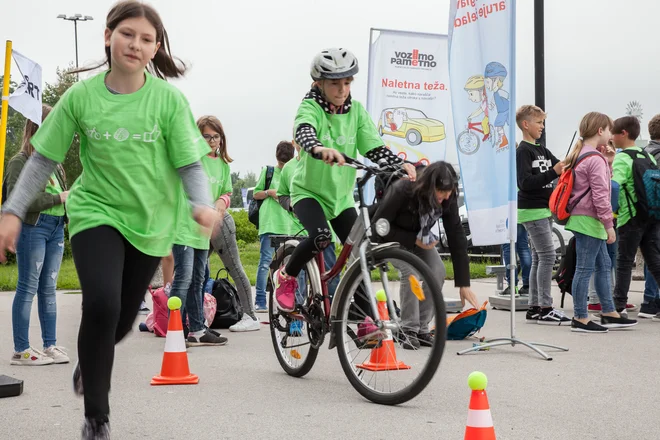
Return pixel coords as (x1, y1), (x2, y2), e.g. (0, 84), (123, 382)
(417, 332), (434, 347)
(186, 330), (228, 346)
(537, 308), (571, 326)
(600, 315), (638, 329)
(81, 418), (110, 440)
(526, 307), (541, 323)
(638, 302), (660, 319)
(519, 286), (529, 296)
(501, 286), (519, 297)
(571, 318), (608, 333)
(400, 331), (421, 350)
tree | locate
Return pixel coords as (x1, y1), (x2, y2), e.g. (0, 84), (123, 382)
(229, 170), (258, 208)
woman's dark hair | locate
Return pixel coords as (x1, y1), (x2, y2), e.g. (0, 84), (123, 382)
(196, 115), (232, 163)
(412, 161), (458, 215)
(276, 141), (295, 163)
(75, 0), (185, 79)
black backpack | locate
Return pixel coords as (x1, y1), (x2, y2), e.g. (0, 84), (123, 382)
(620, 148), (660, 222)
(209, 269), (243, 329)
(248, 166), (274, 228)
(554, 236), (576, 308)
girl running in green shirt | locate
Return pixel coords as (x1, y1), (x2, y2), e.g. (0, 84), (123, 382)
(273, 48), (416, 312)
(0, 2), (218, 438)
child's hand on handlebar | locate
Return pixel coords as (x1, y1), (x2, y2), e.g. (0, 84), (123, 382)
(312, 147), (345, 166)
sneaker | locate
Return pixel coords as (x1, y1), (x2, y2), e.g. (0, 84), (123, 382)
(81, 418), (110, 440)
(587, 304), (602, 312)
(600, 315), (638, 329)
(73, 361), (83, 396)
(138, 301), (150, 315)
(254, 304), (268, 313)
(10, 347), (54, 366)
(638, 302), (660, 319)
(653, 313), (660, 322)
(525, 307), (541, 323)
(616, 307), (629, 318)
(625, 303), (638, 312)
(289, 320), (303, 337)
(274, 268), (297, 312)
(500, 286), (519, 297)
(417, 332), (434, 347)
(571, 318), (609, 333)
(229, 314), (260, 332)
(537, 308), (571, 326)
(186, 330), (228, 346)
(207, 328), (223, 337)
(400, 331), (421, 350)
(43, 346), (70, 364)
(518, 286), (529, 296)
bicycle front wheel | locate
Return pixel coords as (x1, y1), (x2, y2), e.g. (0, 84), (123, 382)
(334, 246), (446, 405)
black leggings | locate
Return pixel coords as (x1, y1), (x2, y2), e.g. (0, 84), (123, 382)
(71, 226), (161, 422)
(285, 198), (357, 276)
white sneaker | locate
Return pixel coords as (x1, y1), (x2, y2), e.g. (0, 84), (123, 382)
(229, 314), (260, 332)
(10, 347), (54, 366)
(44, 346), (70, 364)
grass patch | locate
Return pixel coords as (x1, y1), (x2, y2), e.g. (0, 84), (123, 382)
(0, 241), (496, 291)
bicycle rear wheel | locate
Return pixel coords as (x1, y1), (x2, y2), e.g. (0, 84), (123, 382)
(268, 242), (320, 377)
(335, 246), (446, 405)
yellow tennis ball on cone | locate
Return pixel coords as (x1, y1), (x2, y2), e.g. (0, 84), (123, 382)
(467, 371), (488, 391)
(375, 289), (387, 302)
(167, 296), (182, 311)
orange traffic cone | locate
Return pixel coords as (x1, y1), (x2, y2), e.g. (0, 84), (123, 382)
(356, 290), (410, 372)
(465, 372), (495, 440)
(151, 298), (199, 386)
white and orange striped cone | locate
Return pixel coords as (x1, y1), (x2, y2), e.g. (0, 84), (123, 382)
(356, 290), (411, 372)
(464, 371), (495, 440)
(151, 297), (199, 386)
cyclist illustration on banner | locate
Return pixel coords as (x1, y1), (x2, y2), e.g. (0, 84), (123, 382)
(457, 75), (492, 155)
(485, 61), (509, 150)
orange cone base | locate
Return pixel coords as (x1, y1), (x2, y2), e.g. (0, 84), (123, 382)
(355, 340), (411, 372)
(151, 373), (199, 386)
(464, 426), (496, 440)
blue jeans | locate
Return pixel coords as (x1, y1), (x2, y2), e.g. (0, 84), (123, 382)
(643, 264), (660, 305)
(501, 224), (531, 287)
(255, 234), (274, 308)
(572, 232), (615, 319)
(171, 245), (207, 333)
(12, 214), (65, 352)
(588, 239), (618, 304)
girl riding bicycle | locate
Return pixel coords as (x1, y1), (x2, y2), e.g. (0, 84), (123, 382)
(274, 48), (416, 313)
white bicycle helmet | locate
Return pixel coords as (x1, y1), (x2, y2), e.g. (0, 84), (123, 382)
(310, 48), (359, 80)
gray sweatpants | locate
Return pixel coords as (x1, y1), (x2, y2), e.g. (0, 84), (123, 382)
(399, 246), (446, 335)
(210, 212), (256, 319)
(523, 217), (555, 307)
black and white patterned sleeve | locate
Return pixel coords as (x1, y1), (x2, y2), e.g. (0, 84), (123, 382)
(295, 124), (324, 157)
(365, 146), (404, 170)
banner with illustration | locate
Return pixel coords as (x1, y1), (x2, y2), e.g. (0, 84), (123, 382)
(448, 0), (516, 246)
(366, 29), (451, 165)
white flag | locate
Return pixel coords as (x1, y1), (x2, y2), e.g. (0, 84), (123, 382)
(8, 50), (43, 126)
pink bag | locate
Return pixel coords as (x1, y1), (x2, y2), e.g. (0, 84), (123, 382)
(203, 293), (217, 326)
(148, 286), (169, 338)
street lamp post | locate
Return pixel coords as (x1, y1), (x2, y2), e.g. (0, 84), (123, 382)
(57, 14), (93, 74)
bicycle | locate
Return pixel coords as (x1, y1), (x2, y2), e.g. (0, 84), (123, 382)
(456, 120), (493, 155)
(267, 156), (447, 405)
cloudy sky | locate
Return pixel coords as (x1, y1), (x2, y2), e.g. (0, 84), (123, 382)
(3, 0), (658, 174)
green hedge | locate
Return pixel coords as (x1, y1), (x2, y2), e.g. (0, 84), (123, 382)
(230, 209), (259, 243)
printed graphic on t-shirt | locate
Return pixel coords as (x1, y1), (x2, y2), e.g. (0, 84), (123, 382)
(84, 124), (162, 143)
(532, 157), (553, 188)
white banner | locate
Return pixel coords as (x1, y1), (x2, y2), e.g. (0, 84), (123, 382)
(366, 29), (451, 165)
(8, 50), (42, 126)
(448, 0), (517, 245)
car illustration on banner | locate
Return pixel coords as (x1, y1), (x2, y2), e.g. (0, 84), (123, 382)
(377, 107), (446, 146)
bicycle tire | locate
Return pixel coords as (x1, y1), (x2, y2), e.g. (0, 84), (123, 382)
(334, 246), (446, 405)
(268, 243), (320, 378)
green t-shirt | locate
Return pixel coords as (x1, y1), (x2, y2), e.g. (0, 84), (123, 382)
(566, 215), (607, 240)
(277, 157), (304, 233)
(518, 208), (551, 224)
(174, 155), (232, 249)
(255, 165), (300, 236)
(42, 173), (65, 217)
(612, 146), (657, 228)
(31, 71), (209, 257)
(291, 99), (382, 219)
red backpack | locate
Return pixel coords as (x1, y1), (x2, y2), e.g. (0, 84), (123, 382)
(549, 151), (603, 225)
